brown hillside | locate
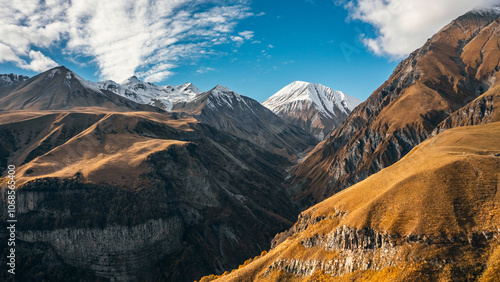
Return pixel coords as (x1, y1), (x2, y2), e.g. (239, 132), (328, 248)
(0, 109), (300, 282)
(291, 11), (500, 206)
(213, 122), (500, 282)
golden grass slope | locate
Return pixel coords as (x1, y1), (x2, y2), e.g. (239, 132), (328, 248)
(0, 110), (197, 188)
(213, 122), (500, 281)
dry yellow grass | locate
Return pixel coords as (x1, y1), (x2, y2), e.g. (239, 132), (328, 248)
(308, 121), (500, 236)
(215, 122), (500, 281)
(0, 110), (196, 188)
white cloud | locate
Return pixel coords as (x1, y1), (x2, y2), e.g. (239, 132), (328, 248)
(18, 50), (59, 72)
(238, 30), (254, 40)
(342, 0), (500, 58)
(196, 66), (215, 74)
(0, 0), (254, 80)
(231, 36), (245, 43)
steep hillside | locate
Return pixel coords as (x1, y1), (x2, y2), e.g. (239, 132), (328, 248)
(0, 66), (159, 112)
(212, 122), (500, 281)
(263, 81), (361, 140)
(291, 9), (500, 206)
(175, 85), (318, 162)
(0, 109), (300, 282)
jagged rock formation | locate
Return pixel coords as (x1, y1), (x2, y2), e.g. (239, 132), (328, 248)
(262, 81), (361, 140)
(290, 10), (500, 206)
(213, 122), (500, 281)
(98, 77), (201, 111)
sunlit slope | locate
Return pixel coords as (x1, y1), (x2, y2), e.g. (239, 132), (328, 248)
(308, 122), (500, 236)
(0, 110), (195, 187)
(214, 122), (500, 281)
(0, 108), (302, 282)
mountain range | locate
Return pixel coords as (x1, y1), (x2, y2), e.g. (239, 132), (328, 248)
(0, 5), (499, 282)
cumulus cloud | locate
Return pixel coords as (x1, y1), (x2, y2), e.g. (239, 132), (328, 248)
(19, 50), (59, 72)
(0, 0), (254, 81)
(342, 0), (500, 58)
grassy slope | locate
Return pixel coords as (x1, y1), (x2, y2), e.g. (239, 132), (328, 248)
(215, 122), (500, 281)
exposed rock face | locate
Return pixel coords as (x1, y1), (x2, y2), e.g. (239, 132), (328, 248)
(433, 85), (500, 134)
(0, 66), (160, 112)
(291, 12), (500, 206)
(265, 223), (500, 279)
(212, 122), (500, 282)
(20, 218), (183, 281)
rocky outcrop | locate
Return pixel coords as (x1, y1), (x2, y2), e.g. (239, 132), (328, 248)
(266, 222), (500, 278)
(0, 74), (29, 89)
(0, 111), (300, 282)
(433, 86), (500, 134)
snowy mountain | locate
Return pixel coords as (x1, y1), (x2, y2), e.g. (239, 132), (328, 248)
(262, 81), (362, 140)
(174, 84), (318, 162)
(98, 77), (201, 110)
(0, 73), (29, 89)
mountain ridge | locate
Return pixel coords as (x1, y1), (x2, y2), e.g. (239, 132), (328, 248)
(289, 9), (500, 206)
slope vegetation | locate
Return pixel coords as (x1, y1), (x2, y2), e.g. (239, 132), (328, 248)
(213, 122), (500, 281)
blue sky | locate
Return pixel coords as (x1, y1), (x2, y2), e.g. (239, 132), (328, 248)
(1, 0), (497, 102)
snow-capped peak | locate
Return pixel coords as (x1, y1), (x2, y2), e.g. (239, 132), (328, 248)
(205, 85), (256, 111)
(97, 77), (201, 111)
(210, 84), (240, 97)
(263, 81), (361, 118)
(121, 76), (141, 84)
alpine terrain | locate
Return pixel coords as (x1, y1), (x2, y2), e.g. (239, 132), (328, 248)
(0, 4), (499, 282)
(0, 66), (312, 282)
(98, 76), (201, 111)
(174, 85), (318, 162)
(196, 6), (500, 282)
(263, 81), (361, 140)
(290, 7), (500, 206)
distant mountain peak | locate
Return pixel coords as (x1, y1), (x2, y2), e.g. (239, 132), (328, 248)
(262, 81), (361, 140)
(0, 73), (29, 89)
(98, 78), (201, 111)
(211, 84), (235, 93)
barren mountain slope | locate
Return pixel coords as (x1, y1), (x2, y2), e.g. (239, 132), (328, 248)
(0, 108), (300, 282)
(175, 85), (318, 162)
(213, 122), (500, 281)
(262, 81), (361, 140)
(291, 10), (500, 206)
(0, 66), (159, 112)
